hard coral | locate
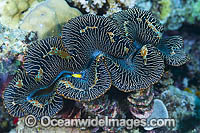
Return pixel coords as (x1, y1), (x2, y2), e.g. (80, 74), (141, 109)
(19, 0), (82, 39)
(144, 99), (168, 130)
(0, 0), (40, 28)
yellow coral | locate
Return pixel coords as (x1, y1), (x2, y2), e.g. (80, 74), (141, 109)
(158, 0), (171, 20)
(47, 0), (82, 26)
(196, 91), (200, 98)
(0, 0), (40, 28)
(19, 0), (82, 39)
(184, 87), (192, 93)
(3, 0), (18, 16)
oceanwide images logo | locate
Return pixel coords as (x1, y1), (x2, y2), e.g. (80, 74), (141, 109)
(24, 115), (176, 129)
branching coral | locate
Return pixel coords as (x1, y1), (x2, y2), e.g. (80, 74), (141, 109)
(67, 0), (138, 16)
(3, 7), (189, 124)
(67, 0), (107, 14)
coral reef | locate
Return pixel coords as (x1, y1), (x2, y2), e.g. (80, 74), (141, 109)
(67, 0), (152, 17)
(0, 25), (37, 132)
(153, 0), (200, 30)
(0, 0), (198, 132)
(0, 23), (37, 75)
(158, 0), (171, 21)
(67, 0), (200, 30)
(104, 0), (122, 17)
(160, 85), (197, 130)
(67, 0), (108, 14)
(1, 7), (190, 132)
(19, 0), (82, 39)
(185, 36), (200, 74)
(0, 0), (82, 39)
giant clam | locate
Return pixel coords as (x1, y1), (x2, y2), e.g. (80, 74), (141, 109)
(61, 14), (132, 71)
(3, 7), (189, 121)
(56, 54), (112, 101)
(105, 44), (164, 92)
(110, 7), (190, 66)
(3, 69), (63, 118)
(156, 36), (190, 66)
(110, 8), (164, 45)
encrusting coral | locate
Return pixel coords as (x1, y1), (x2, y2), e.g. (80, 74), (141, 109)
(2, 7), (189, 132)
